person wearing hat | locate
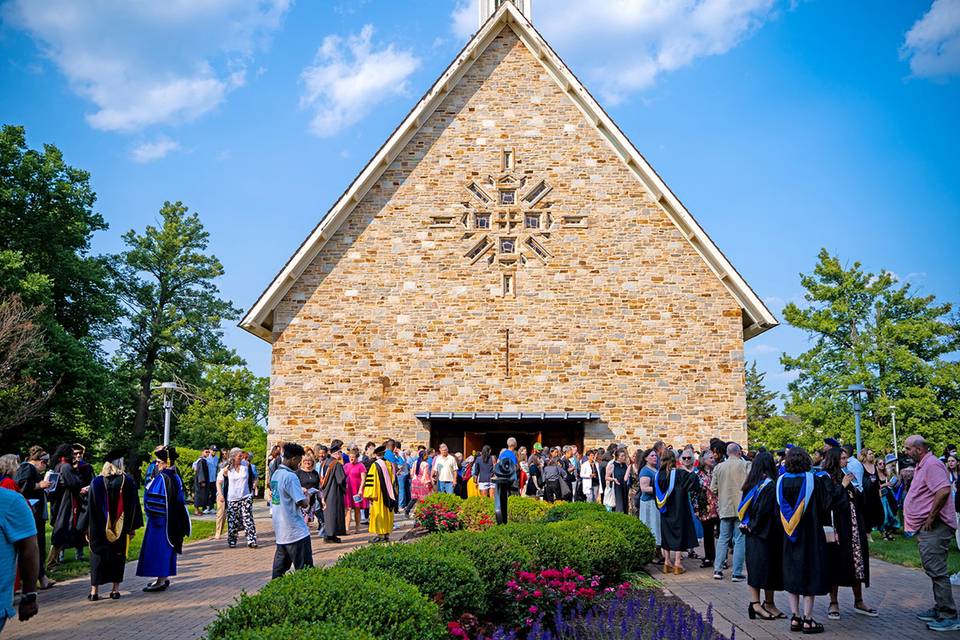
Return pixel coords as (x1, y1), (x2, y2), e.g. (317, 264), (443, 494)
(136, 446), (190, 592)
(318, 440), (347, 543)
(15, 447), (55, 589)
(81, 450), (143, 601)
(363, 444), (397, 542)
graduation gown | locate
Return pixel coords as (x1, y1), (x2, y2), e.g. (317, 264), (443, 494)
(364, 459), (396, 535)
(657, 468), (700, 551)
(779, 473), (838, 596)
(827, 481), (871, 588)
(83, 474), (143, 585)
(742, 481), (784, 591)
(319, 458), (346, 537)
(610, 462), (630, 513)
(193, 457), (211, 507)
(136, 468), (190, 578)
(50, 462), (87, 549)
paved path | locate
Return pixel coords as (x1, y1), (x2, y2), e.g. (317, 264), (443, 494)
(654, 544), (959, 640)
(5, 503), (414, 640)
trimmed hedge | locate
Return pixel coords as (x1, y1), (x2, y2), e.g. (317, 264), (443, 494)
(233, 623), (378, 640)
(335, 542), (486, 617)
(412, 529), (533, 610)
(460, 495), (495, 531)
(206, 567), (445, 640)
(568, 511), (656, 571)
(541, 501), (606, 522)
(493, 520), (629, 579)
(506, 495), (551, 523)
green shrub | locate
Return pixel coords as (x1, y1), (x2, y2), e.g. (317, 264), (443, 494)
(335, 542), (486, 616)
(414, 492), (464, 532)
(412, 529), (533, 610)
(506, 495), (551, 523)
(570, 511), (656, 570)
(461, 495), (495, 530)
(206, 567), (445, 640)
(233, 623), (378, 640)
(541, 501), (606, 522)
(495, 520), (628, 579)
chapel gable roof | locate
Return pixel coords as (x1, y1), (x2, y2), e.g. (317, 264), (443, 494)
(240, 2), (778, 343)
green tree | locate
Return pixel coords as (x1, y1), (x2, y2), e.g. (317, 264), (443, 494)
(176, 363), (268, 461)
(781, 249), (960, 452)
(110, 201), (240, 466)
(746, 360), (778, 429)
(0, 124), (118, 450)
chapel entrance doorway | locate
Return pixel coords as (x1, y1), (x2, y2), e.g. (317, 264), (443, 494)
(416, 411), (596, 456)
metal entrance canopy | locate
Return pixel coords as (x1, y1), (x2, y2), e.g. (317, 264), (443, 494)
(415, 411), (601, 421)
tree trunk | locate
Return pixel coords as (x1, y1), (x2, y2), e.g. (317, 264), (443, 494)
(128, 349), (157, 482)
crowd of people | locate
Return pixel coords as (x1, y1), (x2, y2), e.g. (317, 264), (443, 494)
(2, 431), (958, 636)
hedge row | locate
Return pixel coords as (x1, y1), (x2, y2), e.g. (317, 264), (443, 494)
(207, 498), (656, 638)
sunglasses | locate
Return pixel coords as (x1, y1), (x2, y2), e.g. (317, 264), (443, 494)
(681, 456), (693, 461)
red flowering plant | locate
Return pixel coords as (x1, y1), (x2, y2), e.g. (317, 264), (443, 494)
(503, 567), (631, 629)
(416, 501), (464, 533)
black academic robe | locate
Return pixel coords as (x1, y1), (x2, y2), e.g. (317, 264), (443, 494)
(780, 473), (839, 596)
(657, 468), (700, 551)
(861, 466), (884, 531)
(82, 474), (143, 585)
(611, 462), (630, 513)
(50, 462), (87, 549)
(193, 457), (211, 506)
(320, 458), (346, 537)
(743, 481), (784, 591)
(827, 480), (871, 588)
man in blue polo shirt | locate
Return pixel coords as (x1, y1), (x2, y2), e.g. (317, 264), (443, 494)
(1, 488), (40, 633)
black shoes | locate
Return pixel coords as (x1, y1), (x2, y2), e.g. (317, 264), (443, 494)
(143, 579), (170, 592)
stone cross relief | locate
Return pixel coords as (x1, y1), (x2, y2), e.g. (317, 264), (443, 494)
(428, 150), (586, 296)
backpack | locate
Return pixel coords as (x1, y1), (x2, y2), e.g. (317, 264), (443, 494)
(494, 457), (516, 482)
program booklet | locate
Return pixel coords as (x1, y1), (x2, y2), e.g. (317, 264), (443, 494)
(44, 471), (60, 493)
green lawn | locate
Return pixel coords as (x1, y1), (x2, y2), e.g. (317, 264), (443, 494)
(45, 518), (216, 582)
(869, 531), (960, 573)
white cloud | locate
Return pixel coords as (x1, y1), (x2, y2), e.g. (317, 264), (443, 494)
(452, 0), (476, 41)
(4, 0), (292, 132)
(453, 0), (779, 104)
(747, 343), (779, 355)
(131, 136), (180, 163)
(902, 0), (960, 79)
(300, 25), (420, 137)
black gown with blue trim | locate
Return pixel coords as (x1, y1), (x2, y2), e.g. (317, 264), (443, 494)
(657, 468), (700, 552)
(743, 480), (784, 591)
(779, 473), (838, 596)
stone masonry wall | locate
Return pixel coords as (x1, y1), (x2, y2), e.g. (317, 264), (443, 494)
(268, 27), (747, 451)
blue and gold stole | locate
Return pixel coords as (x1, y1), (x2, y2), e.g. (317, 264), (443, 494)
(776, 472), (814, 541)
(654, 469), (676, 514)
(737, 478), (772, 527)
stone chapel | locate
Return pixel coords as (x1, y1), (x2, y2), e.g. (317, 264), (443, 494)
(241, 0), (777, 454)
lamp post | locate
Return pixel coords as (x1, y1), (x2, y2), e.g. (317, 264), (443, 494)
(160, 381), (180, 446)
(889, 405), (899, 472)
(840, 383), (874, 455)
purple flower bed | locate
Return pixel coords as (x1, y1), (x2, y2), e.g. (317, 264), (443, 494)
(480, 591), (733, 640)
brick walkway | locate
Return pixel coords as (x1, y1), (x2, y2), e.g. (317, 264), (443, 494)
(5, 503), (413, 640)
(654, 544), (959, 640)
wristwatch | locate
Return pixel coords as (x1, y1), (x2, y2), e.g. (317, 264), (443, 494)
(20, 592), (37, 604)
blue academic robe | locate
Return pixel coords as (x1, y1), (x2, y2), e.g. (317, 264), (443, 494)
(136, 468), (190, 578)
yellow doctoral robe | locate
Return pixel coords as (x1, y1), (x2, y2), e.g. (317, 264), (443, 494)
(363, 459), (394, 535)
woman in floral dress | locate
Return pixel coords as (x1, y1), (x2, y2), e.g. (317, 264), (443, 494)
(696, 451), (720, 569)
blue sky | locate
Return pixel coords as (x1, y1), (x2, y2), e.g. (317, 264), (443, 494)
(1, 0), (958, 401)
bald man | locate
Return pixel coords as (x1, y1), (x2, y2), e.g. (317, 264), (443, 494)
(905, 435), (960, 631)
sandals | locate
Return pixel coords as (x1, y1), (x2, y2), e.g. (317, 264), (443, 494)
(673, 565), (686, 575)
(802, 618), (824, 634)
(790, 615), (803, 633)
(662, 563), (673, 574)
(854, 601), (878, 617)
(748, 602), (776, 620)
(762, 603), (787, 619)
(827, 602), (840, 620)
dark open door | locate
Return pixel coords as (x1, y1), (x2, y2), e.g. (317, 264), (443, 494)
(464, 432), (485, 457)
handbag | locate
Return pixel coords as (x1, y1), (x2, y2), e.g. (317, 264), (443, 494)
(823, 511), (838, 544)
(603, 485), (616, 509)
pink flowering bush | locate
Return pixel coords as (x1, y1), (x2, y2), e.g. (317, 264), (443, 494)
(503, 567), (631, 628)
(417, 501), (463, 532)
